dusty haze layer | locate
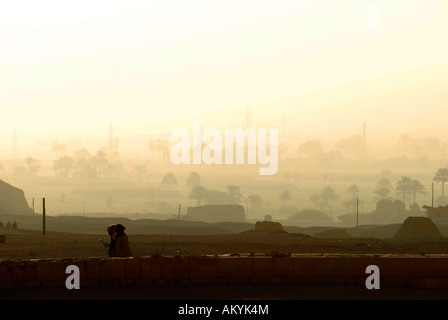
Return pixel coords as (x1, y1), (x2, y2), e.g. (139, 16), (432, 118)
(0, 1), (447, 226)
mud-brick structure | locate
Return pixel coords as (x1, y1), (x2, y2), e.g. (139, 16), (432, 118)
(425, 205), (448, 219)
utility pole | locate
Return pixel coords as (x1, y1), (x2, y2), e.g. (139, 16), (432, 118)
(42, 198), (46, 235)
(432, 182), (434, 207)
(356, 198), (359, 228)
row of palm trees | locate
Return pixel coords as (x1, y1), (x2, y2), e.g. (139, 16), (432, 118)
(392, 169), (447, 204)
(310, 167), (448, 214)
(395, 176), (426, 205)
(183, 168), (448, 215)
(369, 167), (448, 209)
(433, 168), (448, 199)
(394, 168), (448, 206)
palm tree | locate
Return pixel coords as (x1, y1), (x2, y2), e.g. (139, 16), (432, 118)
(91, 151), (109, 179)
(279, 190), (291, 207)
(247, 194), (263, 214)
(409, 179), (425, 204)
(24, 157), (40, 176)
(373, 178), (392, 201)
(134, 165), (147, 184)
(343, 184), (360, 213)
(396, 176), (412, 206)
(57, 156), (75, 177)
(51, 142), (67, 158)
(310, 187), (338, 213)
(226, 185), (243, 203)
(81, 163), (97, 181)
(186, 171), (201, 188)
(433, 168), (448, 198)
(73, 148), (91, 160)
(310, 194), (324, 211)
(347, 184), (360, 200)
(188, 186), (208, 206)
(161, 172), (177, 189)
(320, 186), (338, 214)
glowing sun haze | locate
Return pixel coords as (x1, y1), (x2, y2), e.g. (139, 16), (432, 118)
(1, 0), (447, 141)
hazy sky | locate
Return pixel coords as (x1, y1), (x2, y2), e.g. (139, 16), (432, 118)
(1, 0), (447, 141)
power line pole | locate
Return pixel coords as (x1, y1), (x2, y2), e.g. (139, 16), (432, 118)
(42, 198), (46, 235)
(356, 198), (359, 228)
(432, 182), (434, 208)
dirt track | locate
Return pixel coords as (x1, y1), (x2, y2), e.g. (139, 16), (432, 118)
(2, 228), (448, 260)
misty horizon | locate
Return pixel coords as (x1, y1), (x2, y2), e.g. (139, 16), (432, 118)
(1, 1), (447, 226)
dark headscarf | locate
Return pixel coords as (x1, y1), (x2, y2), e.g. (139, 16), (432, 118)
(115, 224), (126, 235)
(107, 224), (116, 236)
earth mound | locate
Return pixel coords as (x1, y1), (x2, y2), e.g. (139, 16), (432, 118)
(314, 229), (352, 239)
(0, 179), (32, 215)
(393, 217), (444, 240)
(254, 221), (286, 233)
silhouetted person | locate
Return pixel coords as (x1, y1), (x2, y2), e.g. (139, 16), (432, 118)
(104, 224), (116, 255)
(12, 221), (17, 229)
(106, 224), (133, 257)
(6, 221), (11, 228)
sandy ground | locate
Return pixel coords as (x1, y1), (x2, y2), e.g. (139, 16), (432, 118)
(1, 227), (448, 260)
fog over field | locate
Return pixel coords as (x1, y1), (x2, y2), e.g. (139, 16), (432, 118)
(1, 0), (447, 228)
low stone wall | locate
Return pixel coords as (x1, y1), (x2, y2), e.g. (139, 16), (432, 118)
(1, 254), (448, 290)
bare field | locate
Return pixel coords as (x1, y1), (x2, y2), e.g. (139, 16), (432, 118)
(2, 227), (448, 260)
